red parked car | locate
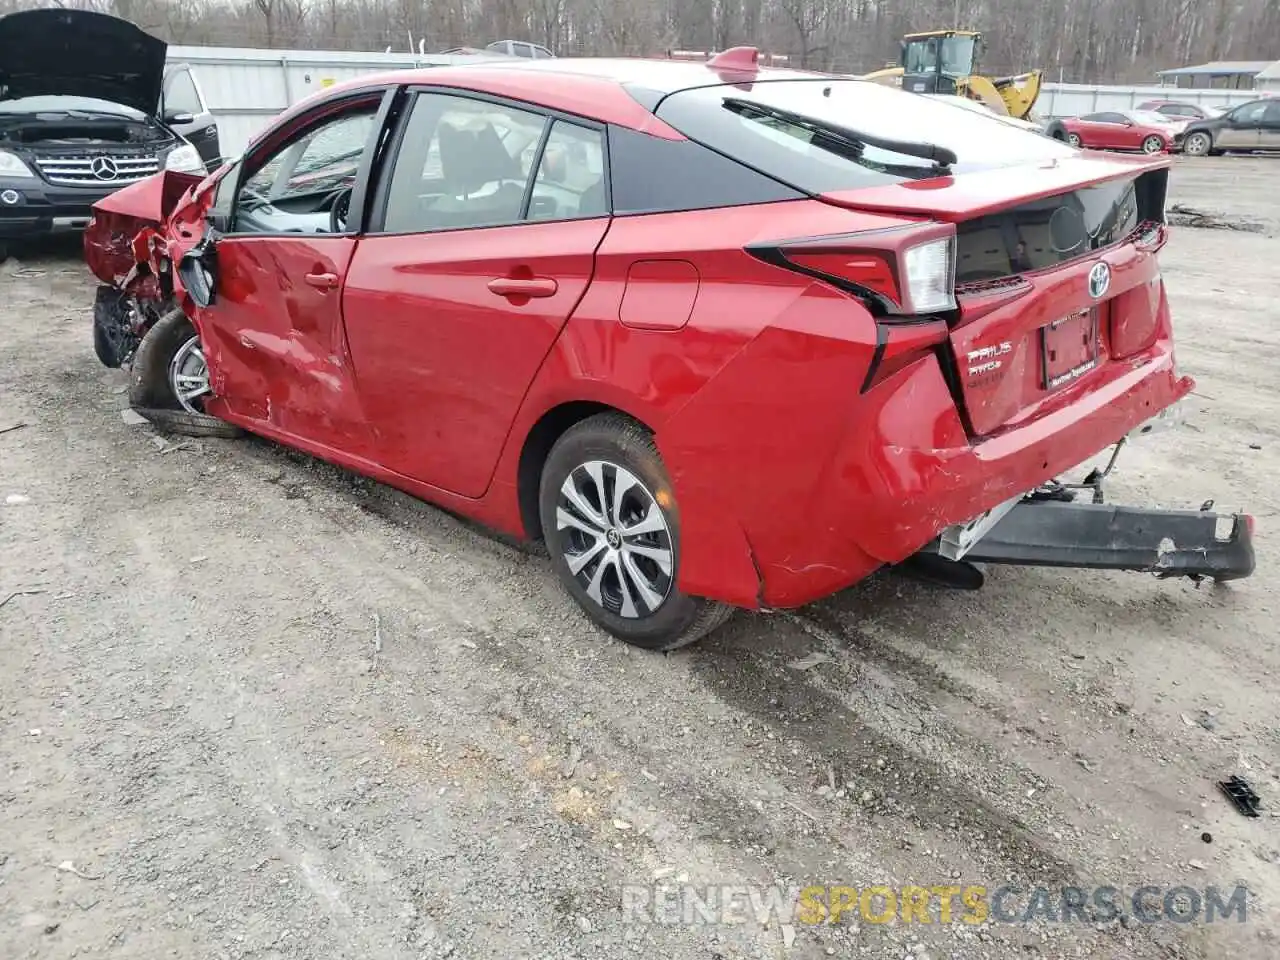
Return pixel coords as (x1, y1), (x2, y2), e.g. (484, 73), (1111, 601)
(84, 49), (1254, 650)
(1061, 110), (1174, 153)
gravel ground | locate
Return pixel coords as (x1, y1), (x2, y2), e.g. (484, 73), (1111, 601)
(2, 156), (1278, 960)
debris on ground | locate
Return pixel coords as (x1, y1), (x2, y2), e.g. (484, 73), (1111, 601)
(49, 861), (102, 880)
(1219, 775), (1262, 817)
(0, 588), (44, 610)
(119, 409), (148, 426)
(787, 651), (834, 671)
(0, 421), (27, 435)
(561, 743), (582, 778)
(1167, 204), (1267, 233)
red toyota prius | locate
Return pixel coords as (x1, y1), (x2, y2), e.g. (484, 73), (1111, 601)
(86, 50), (1254, 650)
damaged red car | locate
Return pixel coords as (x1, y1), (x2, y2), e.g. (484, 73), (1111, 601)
(84, 50), (1255, 650)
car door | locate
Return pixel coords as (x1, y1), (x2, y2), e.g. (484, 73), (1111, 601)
(1079, 113), (1124, 148)
(1259, 102), (1280, 150)
(1107, 113), (1143, 149)
(342, 89), (610, 498)
(162, 64), (222, 169)
(185, 89), (393, 457)
(1216, 102), (1266, 149)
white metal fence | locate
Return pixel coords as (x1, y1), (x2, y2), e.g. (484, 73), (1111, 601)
(168, 45), (511, 156)
(1036, 83), (1261, 118)
(165, 46), (1272, 155)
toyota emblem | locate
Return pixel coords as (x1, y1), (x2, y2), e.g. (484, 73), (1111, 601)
(1087, 261), (1111, 300)
(90, 157), (119, 181)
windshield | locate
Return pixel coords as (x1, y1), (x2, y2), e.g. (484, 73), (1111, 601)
(656, 79), (1075, 193)
(903, 35), (976, 77)
(1130, 111), (1178, 125)
(0, 95), (145, 118)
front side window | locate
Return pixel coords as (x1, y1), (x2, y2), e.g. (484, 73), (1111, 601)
(165, 69), (203, 116)
(1232, 102), (1268, 123)
(232, 102), (380, 234)
(382, 93), (607, 233)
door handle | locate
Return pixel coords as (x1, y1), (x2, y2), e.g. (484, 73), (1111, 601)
(487, 276), (558, 299)
(304, 271), (339, 290)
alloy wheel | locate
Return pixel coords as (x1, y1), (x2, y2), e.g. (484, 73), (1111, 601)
(1142, 136), (1164, 154)
(1184, 133), (1211, 156)
(555, 460), (674, 619)
(1067, 134), (1082, 148)
(168, 334), (211, 414)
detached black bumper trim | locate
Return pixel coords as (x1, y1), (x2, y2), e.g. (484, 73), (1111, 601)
(921, 500), (1255, 582)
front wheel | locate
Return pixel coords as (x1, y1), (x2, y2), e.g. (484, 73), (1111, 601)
(1141, 135), (1165, 154)
(539, 413), (733, 651)
(128, 308), (242, 438)
(1183, 131), (1212, 157)
(1067, 133), (1082, 148)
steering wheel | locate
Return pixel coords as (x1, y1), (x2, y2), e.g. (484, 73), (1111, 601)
(327, 187), (353, 233)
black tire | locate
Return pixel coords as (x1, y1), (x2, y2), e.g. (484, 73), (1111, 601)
(539, 412), (733, 651)
(0, 243), (8, 265)
(92, 286), (137, 369)
(1141, 135), (1164, 154)
(131, 407), (244, 438)
(1067, 133), (1082, 148)
(1183, 131), (1213, 157)
(128, 307), (243, 439)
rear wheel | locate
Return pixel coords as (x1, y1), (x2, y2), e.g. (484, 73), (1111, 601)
(1067, 133), (1082, 148)
(128, 308), (242, 438)
(1183, 131), (1212, 157)
(1141, 135), (1165, 154)
(539, 413), (733, 651)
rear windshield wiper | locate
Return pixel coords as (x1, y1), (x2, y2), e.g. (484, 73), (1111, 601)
(722, 98), (958, 174)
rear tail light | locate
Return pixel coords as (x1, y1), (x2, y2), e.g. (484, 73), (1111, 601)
(748, 223), (958, 393)
(902, 237), (957, 314)
(752, 221), (958, 319)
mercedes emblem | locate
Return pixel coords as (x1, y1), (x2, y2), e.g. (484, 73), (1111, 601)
(90, 156), (119, 181)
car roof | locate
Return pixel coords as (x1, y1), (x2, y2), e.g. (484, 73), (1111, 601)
(297, 56), (844, 132)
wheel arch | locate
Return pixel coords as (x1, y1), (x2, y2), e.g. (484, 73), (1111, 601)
(516, 400), (655, 542)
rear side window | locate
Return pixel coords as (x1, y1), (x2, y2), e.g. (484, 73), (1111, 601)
(381, 93), (545, 232)
(607, 125), (803, 215)
(529, 121), (607, 221)
(654, 79), (1074, 194)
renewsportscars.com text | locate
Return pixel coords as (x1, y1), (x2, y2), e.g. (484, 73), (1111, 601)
(620, 883), (1250, 926)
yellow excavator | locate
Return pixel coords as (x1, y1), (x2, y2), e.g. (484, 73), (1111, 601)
(863, 30), (1043, 122)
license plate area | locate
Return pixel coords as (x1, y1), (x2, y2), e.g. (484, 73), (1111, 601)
(1041, 306), (1102, 391)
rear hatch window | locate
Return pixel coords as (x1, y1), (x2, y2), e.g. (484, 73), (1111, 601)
(654, 79), (1075, 193)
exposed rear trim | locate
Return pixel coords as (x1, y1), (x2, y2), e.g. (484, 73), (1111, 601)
(921, 500), (1255, 582)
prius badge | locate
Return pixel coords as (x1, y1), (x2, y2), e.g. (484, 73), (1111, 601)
(1087, 261), (1111, 300)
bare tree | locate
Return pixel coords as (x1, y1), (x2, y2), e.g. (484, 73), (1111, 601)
(10, 0), (1277, 84)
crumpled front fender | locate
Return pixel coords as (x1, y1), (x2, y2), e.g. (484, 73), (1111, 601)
(83, 170), (204, 294)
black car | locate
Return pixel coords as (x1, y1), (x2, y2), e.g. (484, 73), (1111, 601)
(0, 9), (217, 259)
(1180, 97), (1280, 157)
